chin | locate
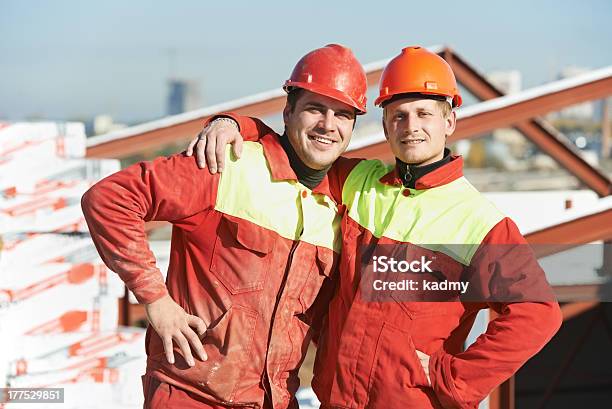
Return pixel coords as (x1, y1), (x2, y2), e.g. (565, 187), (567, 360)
(397, 152), (422, 164)
(306, 154), (335, 169)
(311, 161), (333, 170)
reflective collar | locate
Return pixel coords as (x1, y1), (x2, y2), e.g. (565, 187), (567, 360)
(379, 154), (464, 190)
(260, 133), (335, 200)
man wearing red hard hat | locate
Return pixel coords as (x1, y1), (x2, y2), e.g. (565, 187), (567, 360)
(191, 46), (562, 408)
(82, 44), (370, 409)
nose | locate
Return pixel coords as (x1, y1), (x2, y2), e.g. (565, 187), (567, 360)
(404, 113), (420, 135)
(319, 109), (335, 132)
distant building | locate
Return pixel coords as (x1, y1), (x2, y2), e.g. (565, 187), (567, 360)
(486, 70), (522, 95)
(167, 79), (201, 116)
(555, 67), (596, 120)
(93, 115), (126, 135)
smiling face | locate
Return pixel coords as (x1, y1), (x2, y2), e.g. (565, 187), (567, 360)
(382, 97), (456, 166)
(283, 90), (356, 170)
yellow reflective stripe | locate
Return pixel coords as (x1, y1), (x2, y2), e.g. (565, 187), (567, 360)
(344, 159), (504, 265)
(342, 160), (398, 238)
(215, 143), (341, 252)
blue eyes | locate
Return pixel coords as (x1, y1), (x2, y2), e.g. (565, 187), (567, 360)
(394, 112), (431, 120)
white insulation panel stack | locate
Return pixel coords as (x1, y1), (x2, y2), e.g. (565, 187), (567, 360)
(0, 122), (146, 409)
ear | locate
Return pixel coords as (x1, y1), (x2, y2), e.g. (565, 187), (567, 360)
(445, 110), (457, 137)
(283, 103), (291, 124)
(382, 111), (390, 141)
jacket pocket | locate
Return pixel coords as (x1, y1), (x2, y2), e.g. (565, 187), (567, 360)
(367, 322), (430, 405)
(149, 305), (258, 402)
(210, 215), (275, 294)
(298, 246), (335, 312)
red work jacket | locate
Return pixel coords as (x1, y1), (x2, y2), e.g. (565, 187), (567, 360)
(82, 132), (344, 409)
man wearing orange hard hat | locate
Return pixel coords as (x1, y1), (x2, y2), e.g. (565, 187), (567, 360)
(83, 44), (369, 409)
(191, 45), (562, 408)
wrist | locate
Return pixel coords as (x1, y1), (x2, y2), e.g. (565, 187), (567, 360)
(212, 116), (239, 130)
(146, 293), (171, 306)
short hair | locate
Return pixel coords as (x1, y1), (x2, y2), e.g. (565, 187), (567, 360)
(436, 100), (452, 118)
(286, 88), (305, 113)
(382, 92), (452, 118)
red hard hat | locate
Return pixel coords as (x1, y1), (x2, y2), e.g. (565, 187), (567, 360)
(284, 44), (367, 114)
(375, 46), (462, 108)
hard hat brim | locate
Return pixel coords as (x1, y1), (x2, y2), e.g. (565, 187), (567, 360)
(284, 81), (367, 115)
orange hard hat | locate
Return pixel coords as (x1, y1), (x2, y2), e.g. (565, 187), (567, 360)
(284, 44), (368, 114)
(375, 46), (462, 108)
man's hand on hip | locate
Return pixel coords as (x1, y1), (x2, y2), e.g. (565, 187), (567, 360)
(145, 294), (208, 366)
(186, 117), (242, 173)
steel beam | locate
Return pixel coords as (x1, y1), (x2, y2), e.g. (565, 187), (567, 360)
(452, 77), (612, 140)
(560, 302), (599, 320)
(524, 207), (612, 302)
(442, 47), (505, 100)
(445, 48), (610, 196)
(553, 285), (606, 303)
(86, 97), (287, 159)
(511, 120), (610, 197)
(525, 208), (612, 249)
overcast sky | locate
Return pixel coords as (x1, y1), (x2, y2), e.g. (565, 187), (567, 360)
(1, 0), (611, 123)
